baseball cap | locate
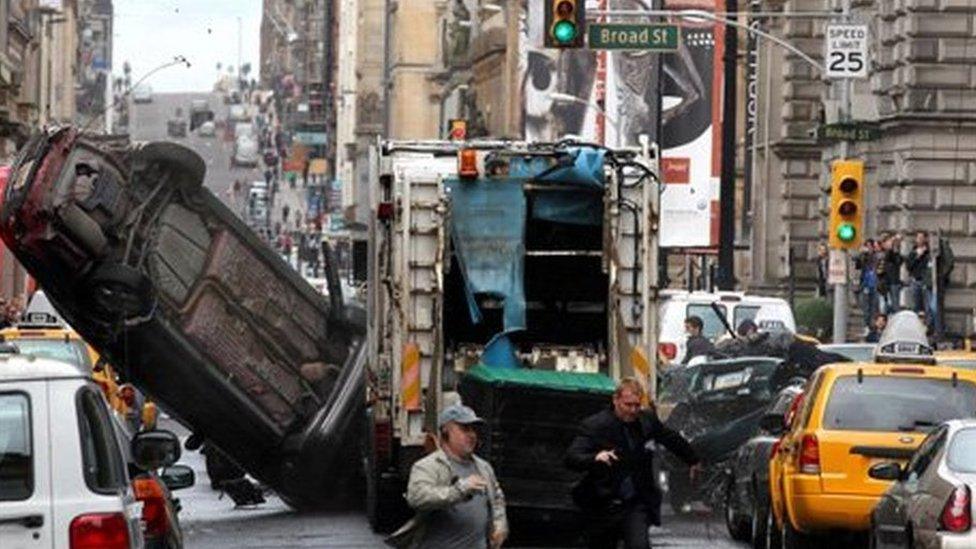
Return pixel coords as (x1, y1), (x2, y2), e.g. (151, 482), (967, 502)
(437, 404), (485, 430)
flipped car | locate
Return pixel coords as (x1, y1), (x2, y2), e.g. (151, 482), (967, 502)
(0, 128), (365, 508)
(658, 357), (783, 513)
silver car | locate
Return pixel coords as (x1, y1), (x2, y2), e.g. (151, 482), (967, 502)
(870, 419), (976, 548)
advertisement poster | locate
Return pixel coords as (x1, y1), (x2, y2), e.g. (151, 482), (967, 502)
(521, 0), (723, 248)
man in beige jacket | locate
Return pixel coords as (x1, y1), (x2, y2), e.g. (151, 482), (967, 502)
(388, 404), (508, 549)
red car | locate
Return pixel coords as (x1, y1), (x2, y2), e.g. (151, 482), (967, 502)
(0, 128), (365, 507)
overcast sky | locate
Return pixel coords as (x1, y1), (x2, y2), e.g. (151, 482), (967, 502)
(112, 0), (262, 93)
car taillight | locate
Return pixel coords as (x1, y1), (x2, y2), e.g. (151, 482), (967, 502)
(770, 438), (783, 457)
(785, 393), (805, 429)
(940, 485), (972, 533)
(798, 434), (820, 474)
(70, 512), (131, 549)
(133, 476), (169, 538)
(659, 343), (677, 361)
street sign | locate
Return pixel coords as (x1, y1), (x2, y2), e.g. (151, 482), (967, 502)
(588, 23), (679, 50)
(825, 24), (869, 79)
(828, 249), (847, 285)
(819, 122), (881, 142)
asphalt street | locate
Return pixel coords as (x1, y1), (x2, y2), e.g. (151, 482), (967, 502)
(136, 93), (745, 549)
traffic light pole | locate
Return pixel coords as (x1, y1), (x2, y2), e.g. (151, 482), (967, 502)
(832, 0), (852, 344)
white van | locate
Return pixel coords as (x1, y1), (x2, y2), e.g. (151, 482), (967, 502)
(657, 290), (796, 364)
(0, 357), (144, 548)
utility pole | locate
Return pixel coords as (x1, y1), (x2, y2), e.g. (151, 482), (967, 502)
(717, 0), (738, 291)
(831, 0), (852, 343)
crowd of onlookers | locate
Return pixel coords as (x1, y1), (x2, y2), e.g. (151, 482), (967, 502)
(816, 230), (954, 342)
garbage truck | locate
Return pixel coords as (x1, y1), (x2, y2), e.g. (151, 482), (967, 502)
(362, 139), (662, 538)
(0, 128), (366, 508)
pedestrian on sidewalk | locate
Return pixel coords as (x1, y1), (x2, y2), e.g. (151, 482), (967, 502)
(865, 312), (887, 343)
(815, 243), (829, 298)
(283, 204), (291, 224)
(566, 378), (701, 549)
(388, 404), (508, 549)
(854, 239), (881, 331)
(880, 233), (904, 313)
(907, 231), (936, 331)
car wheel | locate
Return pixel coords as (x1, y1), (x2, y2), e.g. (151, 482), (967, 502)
(132, 142), (205, 189)
(725, 483), (751, 542)
(203, 444), (244, 489)
(87, 263), (154, 319)
(667, 470), (693, 515)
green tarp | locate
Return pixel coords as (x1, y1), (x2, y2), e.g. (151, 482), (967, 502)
(463, 364), (615, 394)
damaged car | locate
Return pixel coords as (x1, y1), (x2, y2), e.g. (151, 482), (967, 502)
(0, 128), (366, 508)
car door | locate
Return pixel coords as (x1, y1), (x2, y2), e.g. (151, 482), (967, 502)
(49, 382), (142, 548)
(905, 428), (951, 548)
(0, 383), (54, 548)
(899, 427), (948, 546)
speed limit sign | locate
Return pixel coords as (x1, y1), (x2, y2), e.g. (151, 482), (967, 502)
(826, 24), (869, 79)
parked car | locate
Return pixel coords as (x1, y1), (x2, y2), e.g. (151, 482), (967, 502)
(769, 312), (976, 547)
(657, 290), (797, 364)
(196, 120), (216, 137)
(723, 383), (804, 549)
(0, 354), (150, 548)
(0, 128), (365, 508)
(232, 135), (259, 167)
(869, 419), (976, 549)
(188, 100), (214, 132)
(132, 85), (153, 104)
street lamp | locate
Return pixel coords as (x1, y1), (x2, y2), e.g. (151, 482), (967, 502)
(548, 92), (622, 145)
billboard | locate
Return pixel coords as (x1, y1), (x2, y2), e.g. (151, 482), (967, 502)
(521, 0), (723, 248)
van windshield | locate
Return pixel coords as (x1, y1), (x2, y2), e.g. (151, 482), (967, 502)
(687, 303), (727, 340)
(822, 376), (976, 432)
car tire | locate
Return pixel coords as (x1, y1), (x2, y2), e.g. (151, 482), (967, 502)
(87, 263), (154, 319)
(751, 491), (770, 549)
(132, 142), (205, 190)
(666, 469), (693, 515)
(725, 483), (751, 542)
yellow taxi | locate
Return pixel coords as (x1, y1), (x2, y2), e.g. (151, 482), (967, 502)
(5, 292), (157, 429)
(769, 312), (976, 547)
(936, 348), (976, 370)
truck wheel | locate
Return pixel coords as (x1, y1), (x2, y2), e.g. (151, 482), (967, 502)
(87, 263), (154, 319)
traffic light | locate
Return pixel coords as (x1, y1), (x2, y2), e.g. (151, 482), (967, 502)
(544, 0), (585, 48)
(828, 159), (864, 250)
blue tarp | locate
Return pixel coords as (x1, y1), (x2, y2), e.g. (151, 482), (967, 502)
(445, 177), (526, 333)
(525, 147), (606, 226)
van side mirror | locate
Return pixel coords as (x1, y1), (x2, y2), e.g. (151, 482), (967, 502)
(131, 430), (181, 470)
(868, 462), (902, 481)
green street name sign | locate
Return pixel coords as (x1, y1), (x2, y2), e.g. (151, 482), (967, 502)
(819, 122), (881, 142)
(588, 23), (679, 51)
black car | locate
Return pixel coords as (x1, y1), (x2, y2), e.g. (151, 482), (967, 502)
(722, 384), (803, 549)
(659, 357), (783, 513)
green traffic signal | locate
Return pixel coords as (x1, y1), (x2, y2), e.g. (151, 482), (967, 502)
(553, 20), (578, 43)
(837, 223), (856, 242)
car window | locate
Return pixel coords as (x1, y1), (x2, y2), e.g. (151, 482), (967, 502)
(822, 376), (976, 432)
(798, 372), (826, 429)
(687, 303), (727, 340)
(12, 339), (91, 371)
(946, 428), (976, 473)
(76, 388), (127, 494)
(906, 427), (948, 480)
(0, 392), (32, 501)
(733, 306), (759, 330)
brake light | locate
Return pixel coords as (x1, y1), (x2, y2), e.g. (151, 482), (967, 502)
(70, 512), (131, 549)
(458, 149), (478, 178)
(133, 476), (169, 538)
(770, 438), (782, 457)
(940, 485), (972, 533)
(785, 393), (805, 429)
(798, 434), (820, 474)
(889, 367), (926, 375)
(659, 343), (677, 361)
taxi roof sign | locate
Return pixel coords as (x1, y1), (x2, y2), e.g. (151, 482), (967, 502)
(875, 311), (934, 364)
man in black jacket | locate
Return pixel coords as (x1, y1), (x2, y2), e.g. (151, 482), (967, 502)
(566, 378), (701, 549)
